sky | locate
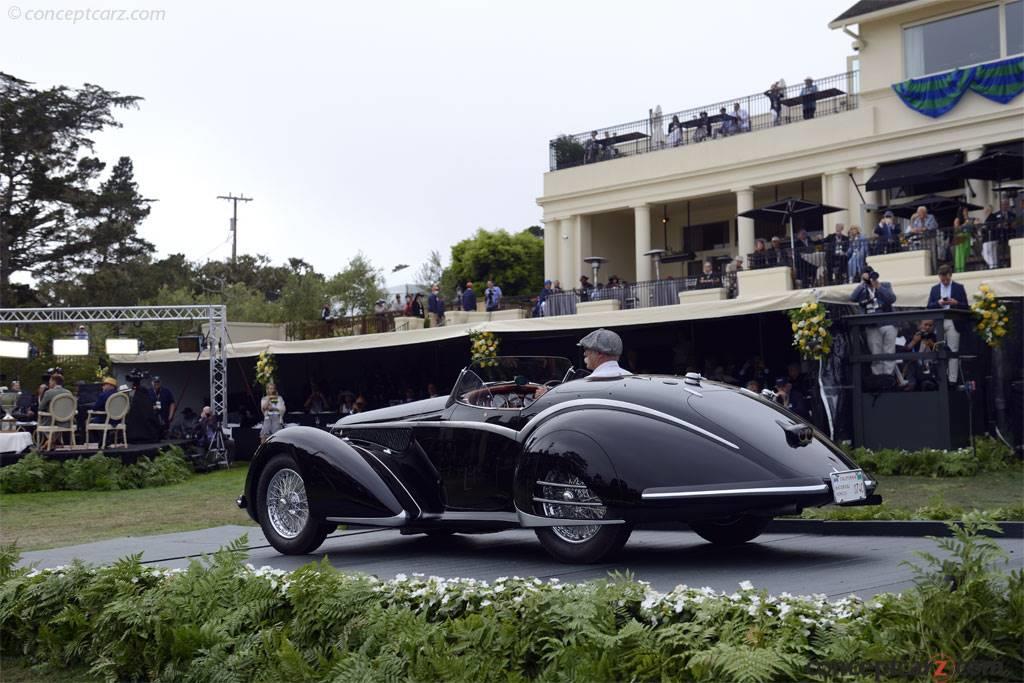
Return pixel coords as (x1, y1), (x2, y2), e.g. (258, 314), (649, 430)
(4, 0), (858, 288)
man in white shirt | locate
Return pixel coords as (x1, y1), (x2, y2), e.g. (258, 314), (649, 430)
(732, 103), (750, 132)
(578, 328), (632, 378)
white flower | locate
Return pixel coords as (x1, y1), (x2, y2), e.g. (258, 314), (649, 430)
(738, 580), (753, 591)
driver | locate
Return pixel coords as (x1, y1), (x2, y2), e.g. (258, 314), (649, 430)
(578, 328), (632, 378)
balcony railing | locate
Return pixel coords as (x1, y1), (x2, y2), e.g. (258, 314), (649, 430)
(549, 71), (859, 171)
(747, 221), (1020, 289)
(539, 273), (738, 317)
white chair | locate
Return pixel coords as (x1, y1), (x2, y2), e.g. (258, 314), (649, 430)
(35, 393), (77, 450)
(86, 392), (130, 449)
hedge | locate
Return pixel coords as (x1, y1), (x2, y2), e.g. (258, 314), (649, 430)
(1, 515), (1020, 682)
(0, 446), (192, 494)
(840, 436), (1017, 477)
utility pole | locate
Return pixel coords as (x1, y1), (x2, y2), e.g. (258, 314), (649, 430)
(216, 193), (253, 265)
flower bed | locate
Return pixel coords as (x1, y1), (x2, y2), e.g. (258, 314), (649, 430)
(1, 517), (1020, 682)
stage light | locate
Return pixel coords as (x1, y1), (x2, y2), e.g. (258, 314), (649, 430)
(53, 338), (89, 356)
(0, 340), (30, 359)
(177, 335), (204, 354)
(105, 338), (140, 355)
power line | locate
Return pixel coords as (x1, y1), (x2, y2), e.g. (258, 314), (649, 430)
(216, 193), (253, 265)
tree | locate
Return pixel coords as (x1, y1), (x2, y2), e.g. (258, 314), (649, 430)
(326, 253), (386, 316)
(414, 250), (444, 288)
(0, 72), (143, 302)
(441, 228), (543, 297)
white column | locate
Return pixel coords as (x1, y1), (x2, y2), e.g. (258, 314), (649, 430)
(572, 214), (592, 276)
(857, 165), (880, 230)
(734, 188), (755, 266)
(633, 204), (652, 282)
(543, 217), (560, 283)
(826, 170), (850, 232)
(558, 217), (575, 288)
(964, 147), (990, 217)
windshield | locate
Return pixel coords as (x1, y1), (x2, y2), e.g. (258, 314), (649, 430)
(452, 356), (573, 408)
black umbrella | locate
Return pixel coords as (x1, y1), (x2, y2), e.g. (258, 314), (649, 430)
(944, 152), (1024, 182)
(738, 197), (844, 256)
(882, 194), (982, 219)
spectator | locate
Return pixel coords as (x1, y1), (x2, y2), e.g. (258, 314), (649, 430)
(875, 210), (901, 254)
(195, 406), (219, 449)
(259, 382), (286, 444)
(353, 395), (368, 413)
(800, 77), (818, 119)
(793, 228), (816, 286)
(11, 380), (36, 421)
(373, 299), (388, 315)
(768, 236), (787, 267)
(411, 293), (425, 318)
(765, 81), (784, 126)
(552, 280), (563, 293)
(715, 107), (736, 138)
(951, 212), (974, 273)
(391, 294), (404, 312)
(745, 379), (763, 394)
(823, 223), (850, 284)
(426, 383), (441, 398)
(149, 376), (176, 437)
(773, 376), (810, 419)
(578, 275), (594, 301)
(73, 325), (88, 340)
(927, 264), (968, 384)
(304, 382), (328, 413)
(584, 131), (600, 164)
(903, 319), (940, 391)
(534, 279), (553, 317)
(847, 225), (868, 283)
(667, 115), (683, 146)
(600, 131), (616, 160)
(732, 102), (750, 132)
(428, 285), (446, 327)
(337, 391), (356, 415)
(850, 268), (898, 378)
(697, 261), (719, 289)
(980, 204), (999, 269)
(91, 376), (120, 424)
(909, 205), (938, 236)
(694, 111), (712, 142)
(750, 238), (769, 269)
(461, 281), (477, 311)
(320, 301), (331, 321)
(484, 280), (503, 312)
(984, 198), (1017, 267)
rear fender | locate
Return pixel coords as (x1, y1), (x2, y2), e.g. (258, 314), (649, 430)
(244, 427), (406, 522)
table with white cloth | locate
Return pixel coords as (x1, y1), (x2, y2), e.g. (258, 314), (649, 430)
(0, 432), (33, 454)
(800, 250), (827, 283)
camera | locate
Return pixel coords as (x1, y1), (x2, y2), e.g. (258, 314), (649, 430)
(126, 369), (151, 386)
(42, 367), (63, 383)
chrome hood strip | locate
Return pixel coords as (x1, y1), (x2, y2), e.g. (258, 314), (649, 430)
(523, 398), (738, 449)
(343, 420), (518, 440)
(642, 483), (829, 500)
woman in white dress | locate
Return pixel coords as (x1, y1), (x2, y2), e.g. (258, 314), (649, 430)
(259, 382), (286, 443)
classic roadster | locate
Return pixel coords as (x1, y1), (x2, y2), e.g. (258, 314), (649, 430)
(238, 357), (879, 563)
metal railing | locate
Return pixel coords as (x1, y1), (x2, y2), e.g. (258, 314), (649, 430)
(539, 273), (738, 317)
(747, 221), (1019, 289)
(549, 71), (859, 171)
(287, 311), (401, 340)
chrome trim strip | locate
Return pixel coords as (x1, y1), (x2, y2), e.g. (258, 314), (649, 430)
(522, 398), (738, 449)
(642, 484), (830, 499)
(351, 444), (423, 519)
(535, 480), (590, 489)
(531, 497), (606, 507)
(515, 507), (625, 527)
(344, 420), (518, 440)
(327, 511), (407, 527)
(440, 511), (519, 523)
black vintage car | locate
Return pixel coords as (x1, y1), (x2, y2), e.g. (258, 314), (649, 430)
(238, 357), (879, 563)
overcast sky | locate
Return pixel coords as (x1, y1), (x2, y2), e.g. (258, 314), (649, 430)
(4, 0), (857, 287)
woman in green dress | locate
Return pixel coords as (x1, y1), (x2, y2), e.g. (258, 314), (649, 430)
(952, 207), (973, 272)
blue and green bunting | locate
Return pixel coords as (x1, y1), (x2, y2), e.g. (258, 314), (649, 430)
(969, 56), (1024, 104)
(892, 67), (975, 118)
(892, 56), (1023, 117)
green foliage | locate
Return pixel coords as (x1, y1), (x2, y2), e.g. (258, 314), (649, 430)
(325, 252), (386, 317)
(0, 446), (191, 494)
(842, 437), (1017, 477)
(2, 517), (1020, 682)
(802, 501), (1024, 521)
(442, 227), (543, 298)
(550, 134), (584, 169)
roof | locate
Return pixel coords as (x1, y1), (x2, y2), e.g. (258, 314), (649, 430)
(830, 0), (925, 27)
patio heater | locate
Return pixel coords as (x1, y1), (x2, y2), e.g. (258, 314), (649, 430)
(582, 256), (607, 284)
(643, 249), (667, 280)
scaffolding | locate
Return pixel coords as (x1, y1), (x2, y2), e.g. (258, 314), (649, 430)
(0, 305), (229, 466)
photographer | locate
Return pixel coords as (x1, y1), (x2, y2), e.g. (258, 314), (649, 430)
(773, 377), (810, 419)
(851, 268), (898, 379)
(903, 319), (939, 391)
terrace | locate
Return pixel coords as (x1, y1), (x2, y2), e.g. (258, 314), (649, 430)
(549, 71), (859, 172)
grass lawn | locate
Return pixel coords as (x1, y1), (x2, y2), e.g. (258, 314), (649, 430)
(874, 468), (1024, 511)
(0, 464), (255, 551)
(0, 658), (100, 683)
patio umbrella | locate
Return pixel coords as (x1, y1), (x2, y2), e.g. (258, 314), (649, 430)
(882, 194), (982, 219)
(944, 152), (1024, 182)
(737, 197), (844, 256)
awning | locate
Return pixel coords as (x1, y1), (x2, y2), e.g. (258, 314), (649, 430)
(864, 151), (964, 192)
(986, 139), (1024, 157)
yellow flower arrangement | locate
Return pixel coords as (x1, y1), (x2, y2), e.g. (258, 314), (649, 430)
(787, 301), (832, 361)
(255, 350), (277, 386)
(971, 283), (1009, 348)
(468, 329), (500, 367)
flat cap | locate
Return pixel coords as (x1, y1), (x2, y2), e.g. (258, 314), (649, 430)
(577, 328), (622, 356)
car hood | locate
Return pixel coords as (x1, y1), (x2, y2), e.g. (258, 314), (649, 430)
(336, 396), (447, 427)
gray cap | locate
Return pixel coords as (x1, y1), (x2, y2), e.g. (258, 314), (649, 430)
(577, 328), (623, 356)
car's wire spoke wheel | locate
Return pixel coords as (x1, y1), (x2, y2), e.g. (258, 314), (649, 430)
(266, 467), (309, 539)
(539, 470), (606, 544)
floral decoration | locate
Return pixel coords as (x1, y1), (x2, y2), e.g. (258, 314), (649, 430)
(468, 329), (499, 367)
(255, 350), (277, 386)
(971, 283), (1010, 348)
(788, 301), (832, 360)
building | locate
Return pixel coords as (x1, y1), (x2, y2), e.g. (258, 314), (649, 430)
(538, 0), (1022, 298)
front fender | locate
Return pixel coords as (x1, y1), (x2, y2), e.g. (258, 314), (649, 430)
(243, 426), (405, 522)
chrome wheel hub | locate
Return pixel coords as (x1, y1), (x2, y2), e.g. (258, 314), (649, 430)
(539, 471), (606, 544)
(266, 468), (309, 539)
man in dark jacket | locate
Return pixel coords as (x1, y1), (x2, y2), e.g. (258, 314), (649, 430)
(461, 281), (477, 312)
(427, 285), (445, 327)
(823, 223), (850, 285)
(926, 264), (968, 383)
(851, 268), (898, 377)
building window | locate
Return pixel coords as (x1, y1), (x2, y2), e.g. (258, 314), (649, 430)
(903, 6), (1000, 78)
(1007, 1), (1024, 56)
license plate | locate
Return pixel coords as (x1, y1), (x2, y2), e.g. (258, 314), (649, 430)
(830, 469), (867, 504)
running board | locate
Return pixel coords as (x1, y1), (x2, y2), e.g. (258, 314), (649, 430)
(516, 508), (626, 528)
(327, 511), (408, 527)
